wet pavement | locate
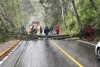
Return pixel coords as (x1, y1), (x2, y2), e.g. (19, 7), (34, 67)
(0, 39), (100, 67)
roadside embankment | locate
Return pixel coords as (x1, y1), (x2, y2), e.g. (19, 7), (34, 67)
(0, 40), (20, 60)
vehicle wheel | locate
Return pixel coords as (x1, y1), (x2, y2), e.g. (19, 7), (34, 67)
(97, 49), (100, 61)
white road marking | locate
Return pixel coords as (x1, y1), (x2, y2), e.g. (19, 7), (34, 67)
(77, 40), (95, 46)
(0, 61), (3, 65)
(0, 42), (21, 65)
(3, 56), (9, 61)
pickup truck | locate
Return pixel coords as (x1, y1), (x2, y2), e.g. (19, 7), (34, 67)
(95, 42), (100, 60)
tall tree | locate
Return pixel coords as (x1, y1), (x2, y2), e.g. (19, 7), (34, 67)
(60, 0), (67, 30)
(70, 0), (82, 32)
(89, 0), (98, 11)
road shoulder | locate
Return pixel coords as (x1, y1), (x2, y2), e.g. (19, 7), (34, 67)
(0, 40), (20, 60)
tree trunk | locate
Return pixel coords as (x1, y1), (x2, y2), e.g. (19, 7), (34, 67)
(70, 0), (82, 32)
(60, 0), (67, 30)
(89, 0), (98, 11)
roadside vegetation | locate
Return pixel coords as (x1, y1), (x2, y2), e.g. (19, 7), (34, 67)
(40, 0), (100, 42)
(0, 0), (37, 42)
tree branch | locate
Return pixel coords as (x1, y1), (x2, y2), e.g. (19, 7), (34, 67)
(0, 13), (15, 28)
(89, 0), (98, 11)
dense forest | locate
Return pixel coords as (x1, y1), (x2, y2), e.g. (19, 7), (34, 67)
(0, 0), (100, 42)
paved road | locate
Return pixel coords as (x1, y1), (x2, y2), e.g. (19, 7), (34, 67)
(0, 39), (100, 67)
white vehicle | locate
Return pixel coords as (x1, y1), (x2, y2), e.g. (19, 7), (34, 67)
(95, 42), (100, 60)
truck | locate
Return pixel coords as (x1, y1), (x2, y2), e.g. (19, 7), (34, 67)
(29, 21), (40, 34)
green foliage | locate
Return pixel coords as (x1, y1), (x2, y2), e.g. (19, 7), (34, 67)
(40, 0), (62, 27)
(0, 0), (35, 42)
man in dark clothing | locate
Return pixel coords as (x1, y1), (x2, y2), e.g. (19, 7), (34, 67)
(21, 26), (25, 31)
(40, 26), (42, 34)
(31, 26), (34, 33)
(44, 26), (50, 39)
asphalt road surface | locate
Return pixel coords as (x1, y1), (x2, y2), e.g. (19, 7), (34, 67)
(0, 39), (100, 67)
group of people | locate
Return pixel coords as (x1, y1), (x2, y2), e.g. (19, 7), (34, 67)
(40, 26), (60, 39)
(31, 26), (37, 34)
(21, 25), (60, 39)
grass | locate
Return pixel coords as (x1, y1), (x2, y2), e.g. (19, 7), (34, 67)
(0, 42), (5, 46)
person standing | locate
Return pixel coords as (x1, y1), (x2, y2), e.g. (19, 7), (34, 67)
(40, 26), (42, 34)
(44, 26), (50, 39)
(31, 26), (34, 33)
(55, 26), (59, 35)
(21, 26), (25, 31)
(49, 26), (53, 35)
